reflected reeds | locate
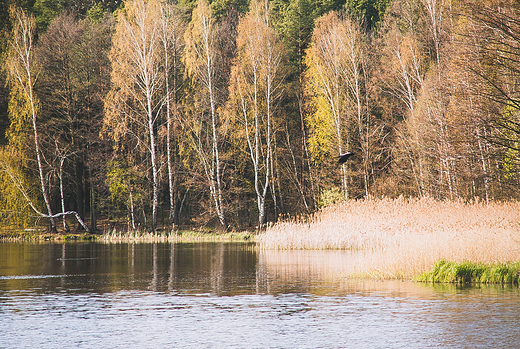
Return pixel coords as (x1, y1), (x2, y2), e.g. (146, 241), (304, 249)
(257, 248), (481, 297)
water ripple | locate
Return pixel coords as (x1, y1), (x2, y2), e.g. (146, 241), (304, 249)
(0, 274), (85, 280)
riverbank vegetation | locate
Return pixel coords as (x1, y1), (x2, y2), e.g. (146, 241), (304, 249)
(1, 228), (254, 243)
(258, 197), (520, 278)
(99, 230), (254, 243)
(1, 0), (520, 233)
(417, 260), (520, 285)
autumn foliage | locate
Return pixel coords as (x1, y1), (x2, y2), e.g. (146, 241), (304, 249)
(1, 0), (520, 232)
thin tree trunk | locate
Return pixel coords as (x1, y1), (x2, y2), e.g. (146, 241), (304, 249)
(30, 74), (56, 232)
(205, 21), (226, 228)
(10, 9), (59, 232)
(129, 183), (136, 230)
(58, 157), (69, 232)
(147, 101), (158, 231)
(476, 128), (490, 204)
(89, 167), (96, 233)
(161, 5), (179, 226)
(165, 40), (175, 225)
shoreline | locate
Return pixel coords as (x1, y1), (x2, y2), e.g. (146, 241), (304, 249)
(0, 230), (256, 243)
(2, 197), (520, 285)
(2, 229), (519, 286)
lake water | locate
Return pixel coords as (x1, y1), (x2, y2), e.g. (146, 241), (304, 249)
(1, 242), (520, 348)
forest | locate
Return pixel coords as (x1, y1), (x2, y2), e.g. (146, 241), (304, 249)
(0, 0), (519, 233)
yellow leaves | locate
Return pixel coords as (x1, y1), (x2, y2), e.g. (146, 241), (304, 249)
(4, 6), (39, 151)
(5, 6), (39, 80)
(304, 11), (365, 163)
(0, 146), (39, 226)
(3, 7), (47, 220)
(6, 86), (32, 148)
(306, 94), (334, 163)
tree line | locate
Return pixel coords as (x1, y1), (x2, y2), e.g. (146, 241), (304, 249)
(0, 0), (519, 232)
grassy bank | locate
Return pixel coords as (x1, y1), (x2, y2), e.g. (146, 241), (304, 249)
(258, 197), (520, 278)
(98, 230), (254, 243)
(0, 229), (255, 243)
(417, 260), (520, 285)
(0, 230), (94, 242)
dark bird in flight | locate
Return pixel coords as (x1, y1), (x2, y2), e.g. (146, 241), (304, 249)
(338, 152), (354, 164)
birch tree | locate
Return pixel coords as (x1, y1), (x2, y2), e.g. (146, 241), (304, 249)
(380, 14), (427, 195)
(305, 12), (350, 199)
(228, 0), (287, 226)
(183, 0), (226, 228)
(105, 0), (164, 231)
(5, 6), (55, 230)
(158, 2), (184, 225)
(3, 6), (89, 232)
(343, 16), (370, 199)
(305, 12), (370, 199)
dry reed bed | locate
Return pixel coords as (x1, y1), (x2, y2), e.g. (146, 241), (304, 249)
(258, 197), (520, 277)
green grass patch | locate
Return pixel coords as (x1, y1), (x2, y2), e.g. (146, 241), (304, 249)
(416, 260), (520, 285)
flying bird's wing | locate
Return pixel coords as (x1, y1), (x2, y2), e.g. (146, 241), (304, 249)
(338, 152), (353, 164)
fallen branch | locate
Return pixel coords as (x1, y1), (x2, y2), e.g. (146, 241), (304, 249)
(42, 211), (90, 233)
